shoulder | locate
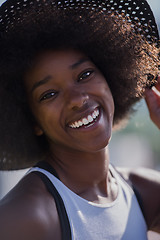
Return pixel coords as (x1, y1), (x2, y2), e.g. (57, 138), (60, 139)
(0, 172), (61, 240)
(116, 167), (160, 233)
(116, 166), (160, 188)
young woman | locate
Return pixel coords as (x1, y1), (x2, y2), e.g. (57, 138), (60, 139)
(0, 0), (159, 239)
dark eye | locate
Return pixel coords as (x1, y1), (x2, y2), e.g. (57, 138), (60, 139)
(79, 70), (94, 81)
(39, 91), (57, 102)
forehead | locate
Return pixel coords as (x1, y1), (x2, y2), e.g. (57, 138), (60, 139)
(30, 49), (90, 70)
(24, 48), (94, 90)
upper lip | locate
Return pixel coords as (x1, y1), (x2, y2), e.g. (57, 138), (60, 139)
(66, 106), (99, 126)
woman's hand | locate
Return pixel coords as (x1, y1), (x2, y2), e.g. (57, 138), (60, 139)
(145, 76), (160, 129)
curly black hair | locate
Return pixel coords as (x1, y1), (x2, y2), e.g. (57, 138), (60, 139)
(0, 3), (159, 170)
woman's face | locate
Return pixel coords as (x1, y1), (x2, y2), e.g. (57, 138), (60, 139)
(24, 49), (114, 154)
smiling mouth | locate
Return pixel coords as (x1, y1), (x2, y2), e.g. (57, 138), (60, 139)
(69, 108), (100, 129)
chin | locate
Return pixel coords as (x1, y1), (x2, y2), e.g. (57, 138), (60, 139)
(84, 134), (112, 153)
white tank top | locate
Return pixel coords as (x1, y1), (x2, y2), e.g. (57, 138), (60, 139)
(28, 165), (148, 240)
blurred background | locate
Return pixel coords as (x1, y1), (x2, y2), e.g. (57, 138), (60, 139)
(0, 0), (160, 238)
(110, 0), (160, 171)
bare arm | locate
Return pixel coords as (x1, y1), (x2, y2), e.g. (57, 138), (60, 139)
(0, 205), (49, 240)
(132, 76), (160, 232)
(0, 173), (61, 240)
(117, 167), (160, 233)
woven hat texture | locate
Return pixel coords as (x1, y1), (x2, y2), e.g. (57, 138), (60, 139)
(0, 0), (159, 43)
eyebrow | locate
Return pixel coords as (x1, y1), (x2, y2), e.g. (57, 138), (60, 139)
(31, 75), (52, 93)
(70, 58), (89, 69)
(31, 58), (89, 93)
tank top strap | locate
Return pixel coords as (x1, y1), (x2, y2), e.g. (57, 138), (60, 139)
(109, 164), (145, 218)
(35, 161), (60, 179)
(33, 161), (72, 240)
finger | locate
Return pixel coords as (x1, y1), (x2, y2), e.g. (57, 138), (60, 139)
(145, 88), (157, 112)
(152, 86), (160, 97)
(155, 76), (160, 91)
(145, 88), (160, 129)
(157, 75), (160, 83)
(145, 87), (160, 115)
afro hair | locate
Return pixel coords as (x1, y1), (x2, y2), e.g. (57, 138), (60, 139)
(0, 3), (159, 169)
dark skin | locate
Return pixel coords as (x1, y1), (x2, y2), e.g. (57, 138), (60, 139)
(0, 50), (159, 239)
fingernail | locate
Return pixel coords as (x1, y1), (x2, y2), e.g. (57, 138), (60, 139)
(152, 86), (160, 97)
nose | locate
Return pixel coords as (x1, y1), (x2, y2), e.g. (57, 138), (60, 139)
(64, 87), (89, 110)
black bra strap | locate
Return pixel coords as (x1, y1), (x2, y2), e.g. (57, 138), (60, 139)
(33, 162), (72, 240)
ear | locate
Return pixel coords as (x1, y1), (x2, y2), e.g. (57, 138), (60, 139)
(34, 124), (44, 136)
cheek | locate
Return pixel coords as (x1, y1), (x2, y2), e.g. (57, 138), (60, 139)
(33, 105), (62, 138)
(29, 104), (52, 136)
(91, 79), (114, 109)
(98, 82), (115, 120)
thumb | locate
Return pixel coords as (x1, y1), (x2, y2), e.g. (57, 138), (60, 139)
(144, 87), (160, 129)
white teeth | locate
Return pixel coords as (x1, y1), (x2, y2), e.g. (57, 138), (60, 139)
(82, 118), (89, 125)
(92, 112), (96, 119)
(95, 109), (99, 117)
(69, 108), (100, 129)
(78, 120), (83, 126)
(88, 115), (93, 123)
(75, 122), (79, 128)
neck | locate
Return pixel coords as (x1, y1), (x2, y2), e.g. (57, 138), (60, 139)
(46, 146), (110, 194)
